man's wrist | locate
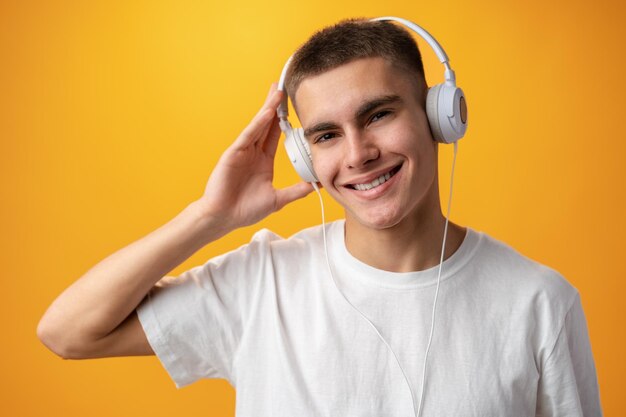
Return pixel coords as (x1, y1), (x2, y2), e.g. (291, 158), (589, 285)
(184, 199), (234, 244)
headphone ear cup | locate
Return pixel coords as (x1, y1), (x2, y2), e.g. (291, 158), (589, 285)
(283, 127), (318, 183)
(426, 83), (468, 144)
(295, 127), (313, 164)
(426, 84), (445, 143)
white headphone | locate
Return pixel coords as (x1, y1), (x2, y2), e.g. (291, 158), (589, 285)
(277, 16), (468, 183)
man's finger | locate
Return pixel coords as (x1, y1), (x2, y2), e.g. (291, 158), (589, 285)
(232, 89), (283, 147)
(231, 107), (275, 149)
(262, 112), (282, 156)
(263, 83), (278, 106)
(275, 182), (315, 211)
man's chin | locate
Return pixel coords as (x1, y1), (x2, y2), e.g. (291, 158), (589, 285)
(344, 209), (404, 232)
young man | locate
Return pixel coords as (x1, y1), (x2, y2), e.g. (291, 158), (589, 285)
(38, 19), (602, 416)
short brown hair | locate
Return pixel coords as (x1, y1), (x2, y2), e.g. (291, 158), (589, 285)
(285, 18), (426, 101)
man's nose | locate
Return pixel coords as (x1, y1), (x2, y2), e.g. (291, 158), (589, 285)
(344, 130), (380, 169)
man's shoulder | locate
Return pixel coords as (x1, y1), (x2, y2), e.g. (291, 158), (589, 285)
(470, 229), (578, 303)
(249, 222), (327, 244)
(244, 221), (331, 257)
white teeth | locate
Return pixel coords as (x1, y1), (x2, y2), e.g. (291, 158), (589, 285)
(352, 170), (394, 191)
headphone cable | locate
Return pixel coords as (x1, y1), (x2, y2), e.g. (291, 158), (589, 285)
(311, 140), (459, 417)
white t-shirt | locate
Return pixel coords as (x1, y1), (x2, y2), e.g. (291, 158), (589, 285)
(136, 221), (602, 416)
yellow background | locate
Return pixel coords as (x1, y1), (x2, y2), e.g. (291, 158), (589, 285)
(2, 0), (623, 415)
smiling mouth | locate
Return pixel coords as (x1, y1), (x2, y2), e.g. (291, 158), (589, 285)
(347, 164), (402, 191)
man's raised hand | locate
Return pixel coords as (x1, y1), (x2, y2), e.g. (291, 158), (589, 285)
(196, 83), (314, 232)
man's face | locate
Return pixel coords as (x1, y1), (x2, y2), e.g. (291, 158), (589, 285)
(294, 57), (439, 231)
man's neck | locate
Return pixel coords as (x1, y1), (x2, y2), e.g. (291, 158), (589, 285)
(344, 206), (467, 273)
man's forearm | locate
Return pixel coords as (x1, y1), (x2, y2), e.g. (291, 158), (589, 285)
(38, 200), (227, 349)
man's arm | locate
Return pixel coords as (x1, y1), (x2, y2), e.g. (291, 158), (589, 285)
(37, 200), (222, 359)
(37, 84), (313, 359)
(535, 294), (603, 416)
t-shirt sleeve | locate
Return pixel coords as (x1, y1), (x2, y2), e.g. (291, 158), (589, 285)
(535, 293), (603, 416)
(135, 229), (279, 389)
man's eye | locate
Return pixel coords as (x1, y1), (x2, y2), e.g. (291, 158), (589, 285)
(371, 110), (390, 123)
(315, 133), (336, 143)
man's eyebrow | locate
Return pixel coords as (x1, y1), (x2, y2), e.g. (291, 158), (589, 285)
(355, 95), (402, 120)
(303, 122), (340, 140)
(303, 95), (402, 140)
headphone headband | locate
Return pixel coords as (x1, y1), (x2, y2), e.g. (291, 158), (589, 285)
(371, 17), (450, 69)
(278, 17), (459, 118)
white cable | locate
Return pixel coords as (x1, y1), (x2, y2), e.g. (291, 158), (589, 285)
(312, 140), (459, 417)
(415, 140), (459, 417)
(312, 182), (418, 417)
